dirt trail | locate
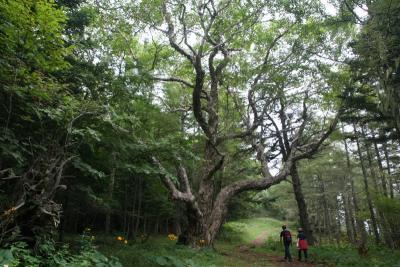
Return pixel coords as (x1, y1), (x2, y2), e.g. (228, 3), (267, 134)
(250, 230), (268, 246)
(226, 231), (318, 267)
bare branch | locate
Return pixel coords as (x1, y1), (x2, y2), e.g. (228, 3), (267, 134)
(213, 155), (294, 206)
(251, 28), (292, 88)
(152, 156), (203, 218)
(49, 156), (77, 198)
(162, 2), (195, 63)
(175, 156), (192, 194)
(256, 143), (273, 179)
(153, 76), (195, 88)
(293, 108), (343, 160)
(178, 3), (197, 55)
(266, 113), (287, 158)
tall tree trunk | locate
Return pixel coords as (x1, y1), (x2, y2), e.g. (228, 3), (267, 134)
(383, 143), (394, 198)
(373, 140), (388, 197)
(366, 136), (395, 248)
(129, 179), (138, 238)
(342, 176), (355, 243)
(58, 192), (69, 242)
(105, 153), (116, 234)
(154, 216), (159, 234)
(123, 180), (128, 236)
(135, 177), (143, 234)
(354, 130), (380, 244)
(317, 174), (330, 241)
(335, 196), (342, 244)
(343, 134), (366, 248)
(362, 128), (380, 192)
(348, 194), (357, 241)
(291, 164), (315, 245)
(143, 216), (147, 234)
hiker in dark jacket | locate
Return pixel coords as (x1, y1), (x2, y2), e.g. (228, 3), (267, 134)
(280, 225), (292, 262)
(297, 228), (308, 262)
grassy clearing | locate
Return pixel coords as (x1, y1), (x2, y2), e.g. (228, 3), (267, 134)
(95, 234), (243, 267)
(310, 243), (400, 267)
(93, 217), (288, 267)
(218, 217), (285, 244)
(86, 217), (400, 267)
(255, 235), (400, 267)
(93, 216), (283, 267)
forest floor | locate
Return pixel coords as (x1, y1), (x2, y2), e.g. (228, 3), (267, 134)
(98, 216), (310, 266)
(97, 217), (400, 266)
(221, 231), (316, 267)
(215, 218), (317, 267)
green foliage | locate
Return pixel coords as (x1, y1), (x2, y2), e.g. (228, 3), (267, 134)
(309, 243), (400, 267)
(347, 0), (400, 131)
(375, 196), (400, 242)
(219, 217), (284, 244)
(218, 222), (247, 242)
(260, 238), (400, 267)
(0, 249), (15, 266)
(98, 236), (226, 267)
(1, 0), (399, 264)
(0, 0), (68, 74)
(1, 237), (121, 267)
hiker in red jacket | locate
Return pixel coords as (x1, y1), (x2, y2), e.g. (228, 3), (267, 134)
(296, 228), (308, 262)
(280, 225), (292, 262)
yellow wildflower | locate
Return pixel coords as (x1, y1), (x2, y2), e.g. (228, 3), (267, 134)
(124, 240), (128, 244)
(116, 236), (124, 241)
(3, 207), (16, 217)
(167, 234), (177, 241)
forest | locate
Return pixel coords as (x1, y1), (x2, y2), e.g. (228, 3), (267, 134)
(0, 0), (399, 266)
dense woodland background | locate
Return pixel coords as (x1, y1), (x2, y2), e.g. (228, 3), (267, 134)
(0, 0), (399, 266)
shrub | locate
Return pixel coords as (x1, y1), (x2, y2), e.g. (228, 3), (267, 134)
(218, 222), (247, 242)
(0, 235), (121, 267)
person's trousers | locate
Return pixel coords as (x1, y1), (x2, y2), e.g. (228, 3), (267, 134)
(298, 249), (308, 261)
(284, 244), (292, 261)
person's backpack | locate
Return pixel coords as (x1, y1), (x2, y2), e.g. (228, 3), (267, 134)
(283, 230), (292, 243)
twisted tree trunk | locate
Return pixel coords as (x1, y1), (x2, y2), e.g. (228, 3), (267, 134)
(0, 146), (73, 247)
(150, 1), (342, 247)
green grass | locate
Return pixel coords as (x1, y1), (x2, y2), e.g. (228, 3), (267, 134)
(81, 217), (400, 267)
(310, 243), (400, 267)
(95, 234), (239, 267)
(256, 237), (400, 267)
(218, 216), (289, 244)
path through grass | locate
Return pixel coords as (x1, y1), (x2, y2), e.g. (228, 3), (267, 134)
(95, 217), (400, 267)
(96, 217), (285, 267)
(216, 217), (315, 267)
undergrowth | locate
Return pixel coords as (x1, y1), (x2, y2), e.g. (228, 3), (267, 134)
(259, 238), (400, 267)
(0, 232), (121, 267)
(97, 235), (231, 267)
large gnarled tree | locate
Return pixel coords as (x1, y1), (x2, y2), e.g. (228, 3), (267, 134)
(125, 0), (345, 246)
